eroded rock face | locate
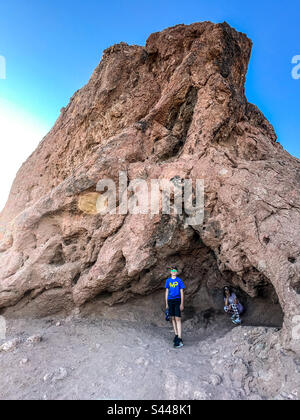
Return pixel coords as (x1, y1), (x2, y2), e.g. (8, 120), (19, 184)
(0, 22), (299, 352)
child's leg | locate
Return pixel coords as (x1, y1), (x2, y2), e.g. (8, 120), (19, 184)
(172, 317), (178, 335)
(231, 303), (241, 321)
(175, 317), (182, 339)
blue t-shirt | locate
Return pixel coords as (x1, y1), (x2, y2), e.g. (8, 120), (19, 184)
(165, 277), (185, 300)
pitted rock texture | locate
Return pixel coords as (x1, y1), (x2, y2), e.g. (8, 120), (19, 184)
(0, 22), (299, 353)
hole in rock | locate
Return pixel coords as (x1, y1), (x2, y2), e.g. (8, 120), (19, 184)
(292, 281), (300, 295)
(72, 273), (81, 286)
(49, 244), (65, 266)
(83, 232), (283, 331)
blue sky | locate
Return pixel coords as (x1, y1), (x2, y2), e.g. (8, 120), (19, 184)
(0, 0), (299, 208)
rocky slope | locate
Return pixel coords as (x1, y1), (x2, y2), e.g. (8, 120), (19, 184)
(0, 21), (299, 355)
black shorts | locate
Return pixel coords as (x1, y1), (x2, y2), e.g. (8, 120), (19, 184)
(168, 298), (181, 318)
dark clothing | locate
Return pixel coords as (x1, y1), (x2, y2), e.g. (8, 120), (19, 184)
(168, 298), (182, 318)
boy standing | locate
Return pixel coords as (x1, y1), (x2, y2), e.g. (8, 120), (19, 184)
(165, 267), (185, 348)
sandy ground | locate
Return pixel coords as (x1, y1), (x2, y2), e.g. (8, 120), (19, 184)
(0, 312), (299, 400)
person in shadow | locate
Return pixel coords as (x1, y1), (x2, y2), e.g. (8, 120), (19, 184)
(223, 286), (244, 325)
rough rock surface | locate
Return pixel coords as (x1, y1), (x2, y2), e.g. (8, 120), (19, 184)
(0, 21), (299, 354)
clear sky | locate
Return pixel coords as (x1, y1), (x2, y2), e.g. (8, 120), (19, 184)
(0, 0), (299, 211)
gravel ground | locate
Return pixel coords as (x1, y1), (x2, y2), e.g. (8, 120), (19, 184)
(0, 313), (299, 400)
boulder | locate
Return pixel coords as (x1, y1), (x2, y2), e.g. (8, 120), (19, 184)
(0, 21), (299, 353)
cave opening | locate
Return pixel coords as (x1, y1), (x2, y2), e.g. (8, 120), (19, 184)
(184, 274), (283, 329)
(163, 231), (284, 329)
(84, 228), (285, 330)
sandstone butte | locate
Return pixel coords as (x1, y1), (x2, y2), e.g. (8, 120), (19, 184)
(0, 22), (299, 354)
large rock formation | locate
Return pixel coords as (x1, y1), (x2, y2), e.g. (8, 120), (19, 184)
(0, 22), (299, 353)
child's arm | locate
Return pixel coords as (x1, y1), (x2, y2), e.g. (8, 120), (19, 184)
(180, 289), (184, 310)
(165, 288), (169, 308)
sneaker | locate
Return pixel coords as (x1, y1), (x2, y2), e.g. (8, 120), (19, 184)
(175, 338), (184, 348)
(232, 318), (241, 325)
(173, 335), (178, 344)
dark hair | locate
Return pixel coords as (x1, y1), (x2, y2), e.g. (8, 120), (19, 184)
(223, 286), (232, 298)
(170, 266), (177, 270)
